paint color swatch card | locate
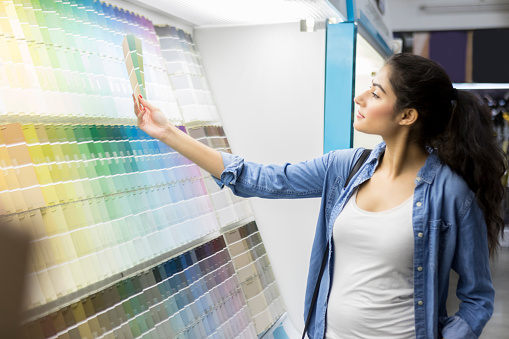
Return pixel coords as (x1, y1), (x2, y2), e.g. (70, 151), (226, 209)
(123, 34), (146, 108)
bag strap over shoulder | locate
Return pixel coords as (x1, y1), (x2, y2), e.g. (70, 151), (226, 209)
(344, 149), (371, 188)
(301, 148), (371, 339)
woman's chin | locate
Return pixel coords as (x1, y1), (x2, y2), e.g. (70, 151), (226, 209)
(353, 121), (363, 132)
(353, 123), (376, 135)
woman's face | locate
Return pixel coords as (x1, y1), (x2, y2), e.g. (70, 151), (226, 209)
(353, 66), (401, 138)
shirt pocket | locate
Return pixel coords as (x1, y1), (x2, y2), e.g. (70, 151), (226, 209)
(429, 219), (451, 271)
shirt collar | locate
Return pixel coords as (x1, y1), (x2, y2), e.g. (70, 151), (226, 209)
(418, 151), (441, 184)
(369, 141), (441, 185)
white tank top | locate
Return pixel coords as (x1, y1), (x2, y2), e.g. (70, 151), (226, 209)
(325, 189), (416, 339)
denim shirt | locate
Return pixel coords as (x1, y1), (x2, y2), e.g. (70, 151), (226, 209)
(213, 142), (494, 339)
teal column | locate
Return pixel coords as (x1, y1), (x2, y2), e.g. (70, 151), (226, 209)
(323, 22), (357, 153)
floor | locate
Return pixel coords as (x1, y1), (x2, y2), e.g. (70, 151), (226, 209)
(446, 248), (509, 338)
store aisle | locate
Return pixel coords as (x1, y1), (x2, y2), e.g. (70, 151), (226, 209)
(447, 248), (509, 338)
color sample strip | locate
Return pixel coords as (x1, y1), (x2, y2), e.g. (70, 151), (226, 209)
(224, 222), (285, 335)
(19, 236), (258, 339)
(156, 25), (221, 125)
(123, 34), (146, 109)
(0, 122), (222, 310)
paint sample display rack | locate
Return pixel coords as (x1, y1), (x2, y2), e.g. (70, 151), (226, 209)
(17, 222), (284, 339)
(0, 1), (285, 338)
(21, 235), (256, 339)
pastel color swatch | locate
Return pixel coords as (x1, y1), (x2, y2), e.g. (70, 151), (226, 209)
(155, 25), (222, 126)
(0, 0), (179, 123)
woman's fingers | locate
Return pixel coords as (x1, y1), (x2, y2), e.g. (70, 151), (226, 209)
(132, 93), (147, 116)
(133, 94), (148, 126)
(138, 96), (157, 112)
(133, 94), (141, 115)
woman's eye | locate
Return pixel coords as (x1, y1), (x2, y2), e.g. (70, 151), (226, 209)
(371, 92), (379, 99)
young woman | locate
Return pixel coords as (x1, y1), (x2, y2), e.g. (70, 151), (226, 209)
(133, 53), (505, 339)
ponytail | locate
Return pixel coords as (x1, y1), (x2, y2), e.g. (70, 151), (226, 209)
(437, 90), (506, 258)
(386, 53), (507, 258)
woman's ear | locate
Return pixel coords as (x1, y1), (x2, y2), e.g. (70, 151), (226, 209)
(399, 108), (419, 126)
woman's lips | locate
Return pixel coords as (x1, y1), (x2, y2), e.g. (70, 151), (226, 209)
(356, 111), (365, 119)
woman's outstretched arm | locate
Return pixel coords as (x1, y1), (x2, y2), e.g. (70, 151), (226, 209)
(134, 94), (335, 200)
(133, 95), (225, 178)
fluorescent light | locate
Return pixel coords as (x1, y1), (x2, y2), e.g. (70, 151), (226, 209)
(420, 4), (509, 14)
(453, 83), (509, 90)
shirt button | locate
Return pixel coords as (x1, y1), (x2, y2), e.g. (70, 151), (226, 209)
(416, 202), (422, 207)
(418, 232), (423, 238)
(417, 266), (423, 271)
(416, 176), (421, 181)
(418, 300), (424, 306)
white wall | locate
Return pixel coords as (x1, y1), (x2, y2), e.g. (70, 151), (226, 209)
(387, 0), (509, 32)
(195, 23), (326, 332)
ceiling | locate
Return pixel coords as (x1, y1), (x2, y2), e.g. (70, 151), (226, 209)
(124, 0), (345, 27)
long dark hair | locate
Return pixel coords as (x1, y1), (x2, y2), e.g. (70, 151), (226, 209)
(386, 53), (506, 258)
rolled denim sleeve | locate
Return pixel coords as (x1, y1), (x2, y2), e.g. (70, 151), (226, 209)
(213, 152), (245, 189)
(442, 197), (494, 339)
(212, 151), (331, 199)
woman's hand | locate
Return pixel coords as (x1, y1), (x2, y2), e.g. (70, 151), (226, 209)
(131, 93), (224, 178)
(133, 94), (173, 141)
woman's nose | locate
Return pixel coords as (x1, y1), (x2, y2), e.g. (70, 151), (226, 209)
(354, 90), (368, 106)
(354, 94), (361, 106)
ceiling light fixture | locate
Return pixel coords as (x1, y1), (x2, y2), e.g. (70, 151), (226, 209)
(453, 83), (509, 90)
(420, 3), (509, 14)
(131, 0), (344, 27)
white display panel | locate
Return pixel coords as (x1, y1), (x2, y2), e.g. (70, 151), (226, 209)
(195, 22), (326, 333)
(353, 34), (385, 149)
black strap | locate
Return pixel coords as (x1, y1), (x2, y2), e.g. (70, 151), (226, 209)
(344, 149), (371, 189)
(301, 149), (371, 339)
